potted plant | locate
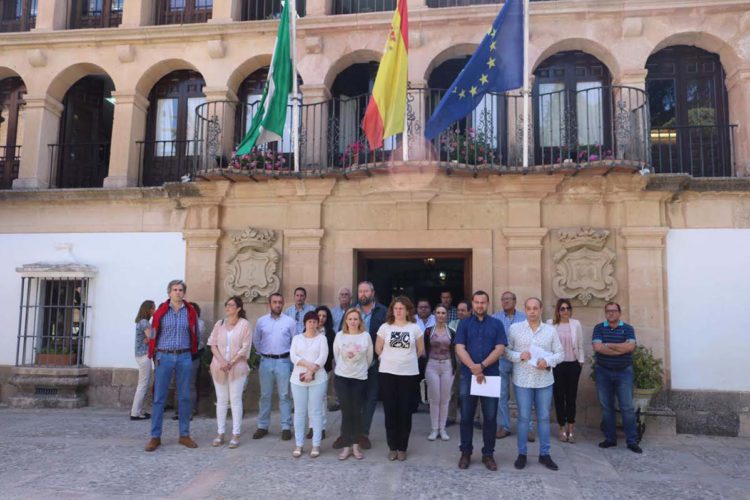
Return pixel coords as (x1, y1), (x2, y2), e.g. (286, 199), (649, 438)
(631, 344), (664, 410)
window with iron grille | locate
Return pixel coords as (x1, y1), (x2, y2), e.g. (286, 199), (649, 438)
(16, 275), (92, 367)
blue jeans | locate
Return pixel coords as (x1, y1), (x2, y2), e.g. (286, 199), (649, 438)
(497, 358), (513, 431)
(361, 360), (379, 436)
(291, 380), (328, 447)
(514, 384), (553, 456)
(595, 365), (638, 445)
(151, 352), (193, 438)
(459, 373), (499, 456)
(258, 357), (293, 430)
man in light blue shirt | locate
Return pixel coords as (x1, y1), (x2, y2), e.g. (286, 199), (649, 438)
(491, 291), (527, 439)
(330, 286), (352, 331)
(283, 286), (316, 334)
(253, 292), (298, 441)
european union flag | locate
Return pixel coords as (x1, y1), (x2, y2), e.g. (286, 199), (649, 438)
(424, 0), (523, 140)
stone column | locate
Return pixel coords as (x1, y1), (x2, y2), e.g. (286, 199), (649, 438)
(306, 0), (328, 16)
(209, 0), (242, 23)
(502, 227), (548, 302)
(120, 0), (153, 27)
(613, 69), (649, 163)
(183, 229), (223, 321)
(406, 79), (429, 161)
(12, 95), (63, 189)
(103, 92), (149, 188)
(283, 229), (325, 305)
(300, 84), (331, 170)
(407, 0), (427, 10)
(726, 68), (750, 176)
(201, 87), (239, 170)
(32, 0), (67, 31)
(620, 227), (669, 365)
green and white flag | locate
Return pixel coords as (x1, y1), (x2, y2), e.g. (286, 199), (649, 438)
(236, 0), (293, 155)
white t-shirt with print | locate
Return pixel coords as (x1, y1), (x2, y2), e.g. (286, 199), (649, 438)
(376, 322), (423, 376)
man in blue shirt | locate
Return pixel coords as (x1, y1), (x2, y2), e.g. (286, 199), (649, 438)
(455, 291), (507, 471)
(592, 302), (642, 454)
(253, 292), (298, 441)
(492, 291), (527, 439)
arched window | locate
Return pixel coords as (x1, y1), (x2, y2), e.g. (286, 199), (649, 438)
(0, 76), (25, 189)
(646, 45), (731, 176)
(143, 70), (205, 186)
(55, 75), (115, 188)
(533, 50), (611, 162)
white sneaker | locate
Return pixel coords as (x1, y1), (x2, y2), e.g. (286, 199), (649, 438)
(428, 430), (438, 441)
(439, 429), (450, 441)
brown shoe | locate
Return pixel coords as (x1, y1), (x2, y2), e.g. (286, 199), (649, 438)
(388, 450), (398, 461)
(482, 455), (498, 471)
(397, 450), (407, 461)
(145, 437), (161, 452)
(252, 428), (268, 440)
(332, 435), (345, 449)
(458, 452), (471, 469)
(281, 429), (292, 441)
(178, 436), (198, 448)
(357, 435), (372, 450)
(496, 428), (510, 439)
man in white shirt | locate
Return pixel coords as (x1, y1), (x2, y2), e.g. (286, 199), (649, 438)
(415, 299), (436, 333)
(284, 287), (316, 334)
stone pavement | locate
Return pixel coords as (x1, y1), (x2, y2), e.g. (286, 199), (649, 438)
(1, 406), (749, 499)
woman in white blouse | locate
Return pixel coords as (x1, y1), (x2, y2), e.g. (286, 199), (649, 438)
(548, 298), (585, 443)
(208, 296), (252, 449)
(290, 310), (329, 458)
(375, 296), (425, 462)
(333, 308), (373, 460)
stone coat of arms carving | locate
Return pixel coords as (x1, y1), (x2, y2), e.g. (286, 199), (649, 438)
(224, 227), (281, 302)
(552, 227), (617, 305)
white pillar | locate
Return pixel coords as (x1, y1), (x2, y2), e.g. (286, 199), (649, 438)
(120, 0), (153, 27)
(209, 0), (242, 22)
(32, 0), (67, 31)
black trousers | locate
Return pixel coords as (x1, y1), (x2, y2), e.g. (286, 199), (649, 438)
(552, 361), (582, 426)
(379, 372), (419, 452)
(334, 376), (367, 447)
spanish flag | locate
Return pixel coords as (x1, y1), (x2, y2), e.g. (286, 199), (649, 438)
(362, 0), (408, 151)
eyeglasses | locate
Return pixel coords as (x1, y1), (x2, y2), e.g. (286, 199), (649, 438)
(559, 306), (571, 311)
(605, 309), (619, 313)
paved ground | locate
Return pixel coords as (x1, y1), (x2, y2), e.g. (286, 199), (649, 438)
(1, 406), (749, 499)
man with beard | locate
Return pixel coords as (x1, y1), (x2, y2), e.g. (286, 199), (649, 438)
(332, 281), (387, 450)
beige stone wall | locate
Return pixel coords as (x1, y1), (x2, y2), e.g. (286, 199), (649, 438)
(0, 0), (748, 188)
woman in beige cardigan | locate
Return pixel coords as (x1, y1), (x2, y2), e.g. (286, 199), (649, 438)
(208, 296), (252, 449)
(548, 298), (585, 443)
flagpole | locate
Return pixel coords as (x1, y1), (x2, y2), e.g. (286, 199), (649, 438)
(403, 95), (410, 162)
(290, 0), (300, 173)
(522, 0), (530, 170)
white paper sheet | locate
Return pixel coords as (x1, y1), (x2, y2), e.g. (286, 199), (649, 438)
(528, 345), (553, 368)
(470, 375), (501, 398)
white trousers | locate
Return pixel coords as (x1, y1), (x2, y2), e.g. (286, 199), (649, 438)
(214, 375), (247, 435)
(130, 355), (152, 417)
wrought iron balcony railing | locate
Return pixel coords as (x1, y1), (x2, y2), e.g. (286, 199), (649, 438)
(0, 144), (20, 189)
(651, 124), (737, 177)
(48, 142), (110, 188)
(242, 0), (306, 20)
(427, 0), (556, 9)
(137, 139), (199, 186)
(332, 0), (395, 15)
(185, 85), (650, 180)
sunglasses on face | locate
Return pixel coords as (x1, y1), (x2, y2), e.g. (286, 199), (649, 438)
(559, 306), (571, 311)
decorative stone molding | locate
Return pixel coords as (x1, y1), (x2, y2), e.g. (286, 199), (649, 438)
(305, 36), (323, 54)
(116, 44), (136, 63)
(552, 227), (617, 305)
(27, 49), (47, 67)
(207, 39), (226, 59)
(224, 227), (281, 302)
(622, 17), (642, 38)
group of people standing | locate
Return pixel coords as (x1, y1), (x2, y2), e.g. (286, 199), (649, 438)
(130, 279), (644, 471)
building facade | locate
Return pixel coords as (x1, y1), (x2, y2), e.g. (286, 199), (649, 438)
(0, 0), (749, 436)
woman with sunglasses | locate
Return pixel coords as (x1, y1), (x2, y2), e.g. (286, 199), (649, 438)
(548, 298), (585, 443)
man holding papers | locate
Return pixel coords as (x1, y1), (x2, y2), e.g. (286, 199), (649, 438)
(454, 291), (507, 471)
(506, 298), (564, 471)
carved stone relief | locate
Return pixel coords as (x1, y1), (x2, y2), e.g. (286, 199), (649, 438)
(224, 227), (281, 302)
(552, 227), (617, 305)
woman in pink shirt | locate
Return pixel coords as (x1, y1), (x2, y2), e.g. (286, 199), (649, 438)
(208, 296), (252, 449)
(548, 298), (585, 444)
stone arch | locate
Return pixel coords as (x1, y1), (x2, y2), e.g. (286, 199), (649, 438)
(226, 54), (273, 96)
(648, 31), (741, 77)
(134, 59), (202, 97)
(323, 49), (382, 90)
(46, 63), (116, 102)
(0, 67), (26, 82)
(422, 43), (480, 83)
(532, 38), (620, 78)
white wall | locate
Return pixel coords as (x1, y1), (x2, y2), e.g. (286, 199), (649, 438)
(0, 233), (185, 369)
(667, 229), (750, 391)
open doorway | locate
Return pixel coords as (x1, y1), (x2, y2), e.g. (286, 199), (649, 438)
(356, 250), (472, 306)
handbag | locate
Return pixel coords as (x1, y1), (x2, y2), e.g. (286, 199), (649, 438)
(419, 378), (428, 404)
